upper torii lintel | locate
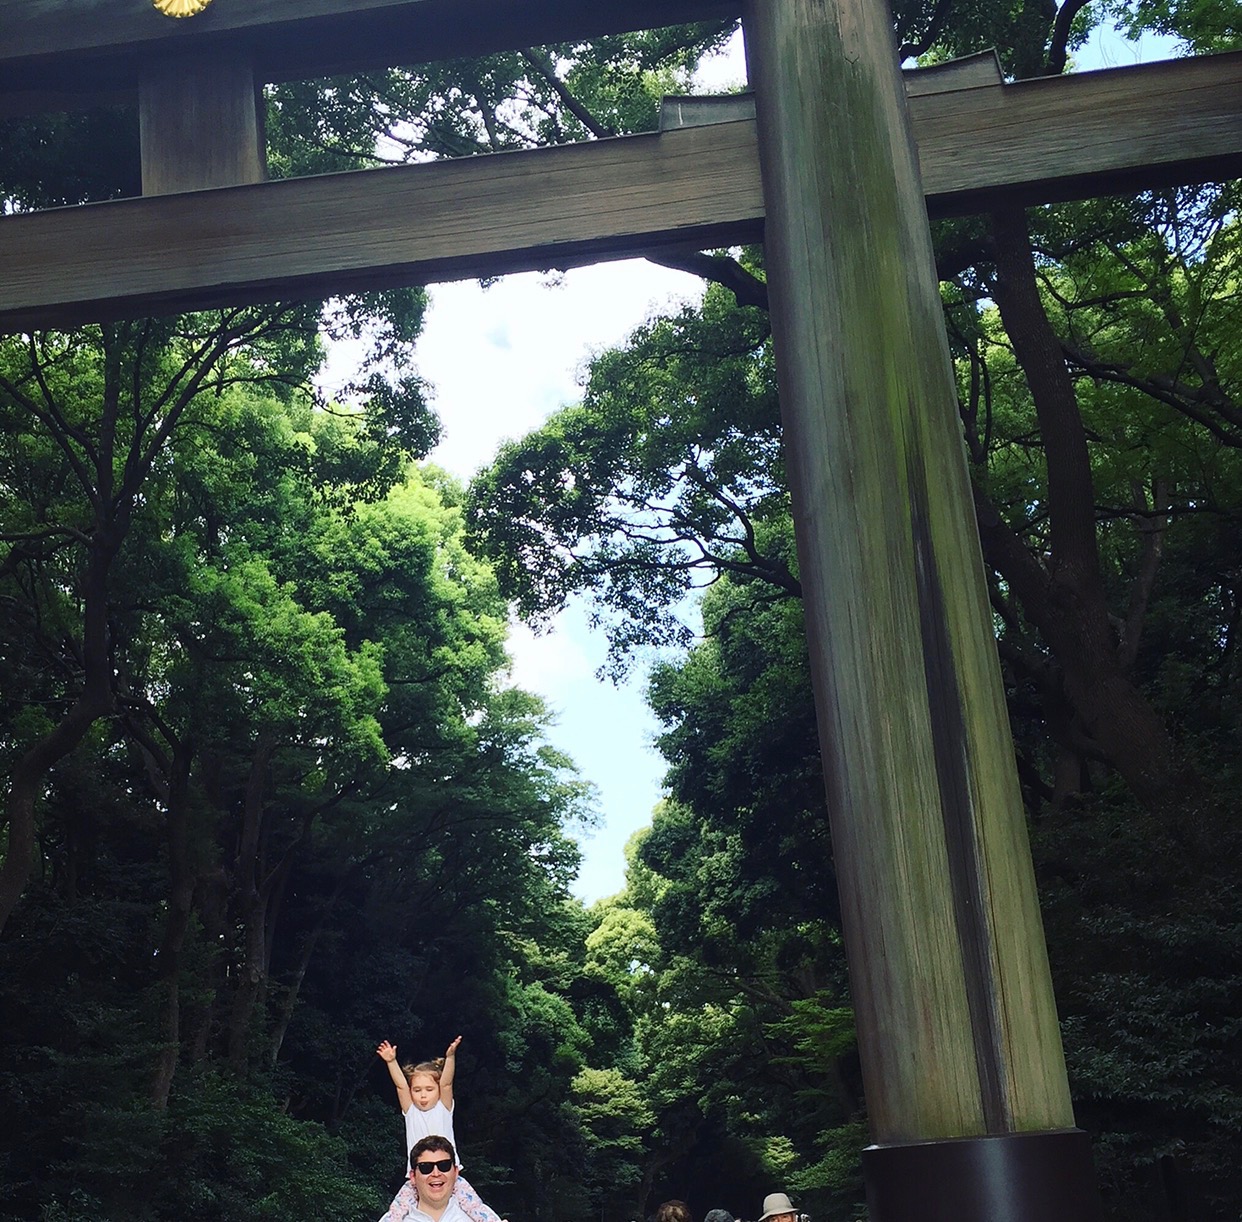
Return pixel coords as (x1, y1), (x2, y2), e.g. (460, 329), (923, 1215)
(1, 0), (743, 195)
(1, 0), (742, 100)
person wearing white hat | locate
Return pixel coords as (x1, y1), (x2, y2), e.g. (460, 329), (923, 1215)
(757, 1192), (797, 1222)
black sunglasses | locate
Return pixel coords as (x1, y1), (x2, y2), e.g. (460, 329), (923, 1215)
(414, 1158), (455, 1175)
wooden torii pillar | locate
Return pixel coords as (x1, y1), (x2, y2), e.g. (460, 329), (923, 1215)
(3, 2), (1242, 1217)
(742, 2), (1090, 1217)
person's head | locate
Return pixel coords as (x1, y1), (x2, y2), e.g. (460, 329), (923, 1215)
(704, 1211), (735, 1222)
(404, 1056), (445, 1111)
(757, 1192), (797, 1222)
(654, 1202), (692, 1222)
(409, 1136), (458, 1207)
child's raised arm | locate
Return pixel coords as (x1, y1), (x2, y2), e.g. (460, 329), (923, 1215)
(376, 1040), (412, 1113)
(439, 1035), (462, 1110)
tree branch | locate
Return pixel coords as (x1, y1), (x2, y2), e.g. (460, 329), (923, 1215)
(521, 48), (617, 139)
(644, 248), (771, 312)
(1044, 0), (1095, 76)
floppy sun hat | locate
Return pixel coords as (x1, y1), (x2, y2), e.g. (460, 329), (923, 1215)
(758, 1193), (797, 1221)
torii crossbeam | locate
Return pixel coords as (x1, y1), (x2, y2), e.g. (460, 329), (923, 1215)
(3, 3), (1237, 1219)
(0, 34), (1239, 330)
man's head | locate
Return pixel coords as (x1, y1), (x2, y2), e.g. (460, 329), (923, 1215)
(757, 1192), (797, 1222)
(409, 1136), (458, 1209)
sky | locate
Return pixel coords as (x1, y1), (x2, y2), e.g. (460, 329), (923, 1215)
(402, 266), (711, 905)
(321, 41), (752, 905)
(322, 261), (715, 905)
(324, 17), (1182, 905)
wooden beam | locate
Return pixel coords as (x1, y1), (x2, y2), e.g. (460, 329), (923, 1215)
(742, 0), (1099, 1214)
(660, 51), (1242, 211)
(0, 0), (742, 100)
(743, 0), (1074, 1149)
(139, 55), (267, 194)
(0, 119), (764, 333)
(1, 52), (1240, 332)
(912, 49), (1242, 213)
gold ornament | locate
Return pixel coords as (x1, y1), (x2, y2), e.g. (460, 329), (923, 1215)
(153, 0), (214, 16)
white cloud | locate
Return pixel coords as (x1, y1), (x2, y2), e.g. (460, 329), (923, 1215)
(503, 613), (594, 697)
(417, 263), (702, 481)
(483, 324), (512, 351)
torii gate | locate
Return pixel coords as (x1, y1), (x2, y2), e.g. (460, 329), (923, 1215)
(4, 3), (1240, 1219)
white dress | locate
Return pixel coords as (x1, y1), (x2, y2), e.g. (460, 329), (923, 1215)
(403, 1100), (458, 1164)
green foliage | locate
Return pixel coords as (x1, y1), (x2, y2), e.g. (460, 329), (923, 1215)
(21, 1069), (383, 1222)
(942, 184), (1242, 806)
(902, 0), (1100, 76)
(6, 7), (1242, 1222)
(264, 23), (736, 171)
(784, 1121), (869, 1218)
(0, 107), (140, 208)
(1033, 791), (1242, 1219)
(165, 1073), (382, 1221)
(468, 281), (787, 671)
(570, 1065), (655, 1192)
(0, 331), (597, 1220)
(1108, 0), (1242, 51)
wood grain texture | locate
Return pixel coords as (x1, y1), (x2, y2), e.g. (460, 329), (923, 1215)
(904, 50), (1003, 97)
(0, 0), (742, 95)
(3, 48), (1240, 330)
(741, 0), (1074, 1144)
(0, 120), (763, 333)
(140, 56), (266, 194)
(660, 50), (1242, 210)
(913, 50), (1242, 212)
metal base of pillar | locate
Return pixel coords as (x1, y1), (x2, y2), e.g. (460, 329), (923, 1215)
(863, 1129), (1101, 1222)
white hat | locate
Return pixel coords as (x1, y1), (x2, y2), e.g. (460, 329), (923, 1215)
(758, 1193), (797, 1221)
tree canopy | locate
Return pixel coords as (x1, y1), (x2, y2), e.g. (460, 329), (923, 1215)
(4, 4), (1242, 1221)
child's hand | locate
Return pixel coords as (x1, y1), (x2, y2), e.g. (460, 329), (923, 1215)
(377, 1040), (398, 1062)
(444, 1035), (462, 1058)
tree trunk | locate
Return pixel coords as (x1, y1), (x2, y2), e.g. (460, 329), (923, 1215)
(268, 875), (346, 1067)
(149, 734), (196, 1110)
(0, 537), (118, 934)
(987, 205), (1177, 807)
(227, 734), (275, 1072)
(188, 866), (229, 1064)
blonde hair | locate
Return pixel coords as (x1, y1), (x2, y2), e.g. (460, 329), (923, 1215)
(404, 1057), (445, 1084)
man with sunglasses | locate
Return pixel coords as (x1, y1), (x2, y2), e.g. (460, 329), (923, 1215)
(383, 1136), (468, 1222)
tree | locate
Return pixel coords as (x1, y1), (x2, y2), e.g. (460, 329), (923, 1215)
(0, 349), (606, 1217)
(464, 9), (1242, 1217)
(0, 308), (335, 934)
(468, 277), (788, 670)
(7, 3), (1242, 1217)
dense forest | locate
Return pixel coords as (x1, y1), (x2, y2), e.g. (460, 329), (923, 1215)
(2, 2), (1241, 1220)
